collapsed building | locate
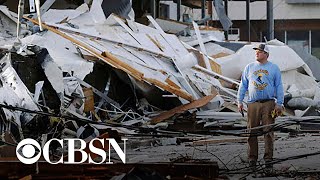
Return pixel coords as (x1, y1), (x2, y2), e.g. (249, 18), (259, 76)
(0, 0), (319, 179)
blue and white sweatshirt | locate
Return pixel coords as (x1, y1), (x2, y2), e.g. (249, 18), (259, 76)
(237, 61), (284, 105)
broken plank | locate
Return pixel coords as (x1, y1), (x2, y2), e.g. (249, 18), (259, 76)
(165, 78), (181, 89)
(83, 87), (94, 113)
(183, 42), (222, 74)
(150, 93), (217, 124)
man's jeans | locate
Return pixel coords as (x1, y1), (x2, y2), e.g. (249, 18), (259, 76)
(247, 100), (275, 161)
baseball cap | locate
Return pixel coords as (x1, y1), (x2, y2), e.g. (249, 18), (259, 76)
(253, 43), (269, 54)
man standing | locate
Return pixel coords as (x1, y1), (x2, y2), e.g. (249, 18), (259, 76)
(237, 44), (284, 170)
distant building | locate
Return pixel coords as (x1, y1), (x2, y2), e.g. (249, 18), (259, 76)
(159, 0), (320, 59)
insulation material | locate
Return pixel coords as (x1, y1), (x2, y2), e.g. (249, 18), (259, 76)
(215, 44), (314, 80)
(194, 42), (235, 58)
(282, 69), (318, 98)
(41, 50), (64, 98)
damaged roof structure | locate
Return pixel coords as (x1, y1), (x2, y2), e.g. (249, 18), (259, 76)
(0, 0), (320, 179)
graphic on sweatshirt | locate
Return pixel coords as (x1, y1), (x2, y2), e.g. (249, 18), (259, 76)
(252, 69), (269, 90)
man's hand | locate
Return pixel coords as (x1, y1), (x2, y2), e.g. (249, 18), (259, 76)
(272, 104), (284, 118)
(238, 103), (244, 115)
(275, 104), (283, 114)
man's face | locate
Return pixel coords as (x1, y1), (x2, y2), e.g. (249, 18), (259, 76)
(255, 50), (268, 62)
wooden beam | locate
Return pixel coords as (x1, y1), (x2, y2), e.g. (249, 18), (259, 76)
(165, 78), (181, 89)
(150, 93), (217, 124)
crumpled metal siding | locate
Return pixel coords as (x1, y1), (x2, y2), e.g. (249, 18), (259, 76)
(101, 0), (131, 19)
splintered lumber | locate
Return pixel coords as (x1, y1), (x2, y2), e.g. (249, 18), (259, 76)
(150, 93), (217, 124)
(187, 48), (221, 74)
(25, 17), (194, 102)
(83, 87), (94, 113)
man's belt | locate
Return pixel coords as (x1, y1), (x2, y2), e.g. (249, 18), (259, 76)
(255, 99), (274, 103)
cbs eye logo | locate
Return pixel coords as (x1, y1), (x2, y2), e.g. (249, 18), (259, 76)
(16, 139), (42, 164)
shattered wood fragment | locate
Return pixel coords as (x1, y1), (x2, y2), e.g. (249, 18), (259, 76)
(211, 52), (231, 59)
(189, 48), (207, 68)
(150, 93), (217, 125)
(83, 87), (94, 113)
(146, 34), (164, 51)
(209, 60), (222, 75)
(82, 55), (99, 62)
(165, 78), (181, 89)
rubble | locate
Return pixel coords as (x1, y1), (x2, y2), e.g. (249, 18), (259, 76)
(0, 0), (319, 179)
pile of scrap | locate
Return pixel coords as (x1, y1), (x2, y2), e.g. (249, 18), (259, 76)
(0, 0), (319, 172)
(0, 0), (231, 157)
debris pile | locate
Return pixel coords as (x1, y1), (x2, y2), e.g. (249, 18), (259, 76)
(0, 1), (319, 178)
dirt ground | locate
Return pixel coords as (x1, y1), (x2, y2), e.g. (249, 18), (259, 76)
(125, 133), (320, 179)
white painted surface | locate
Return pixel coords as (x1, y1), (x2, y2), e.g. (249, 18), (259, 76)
(212, 0), (320, 20)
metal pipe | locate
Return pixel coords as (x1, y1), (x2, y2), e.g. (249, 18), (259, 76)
(224, 0), (229, 40)
(150, 0), (156, 18)
(267, 0), (274, 40)
(246, 0), (250, 42)
(17, 0), (25, 38)
(177, 0), (181, 21)
(201, 0), (206, 19)
(35, 0), (43, 31)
